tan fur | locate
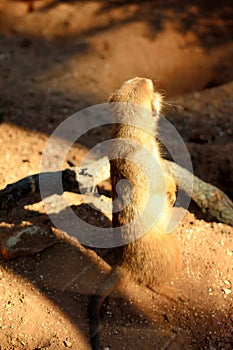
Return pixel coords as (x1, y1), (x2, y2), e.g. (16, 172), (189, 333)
(89, 77), (184, 350)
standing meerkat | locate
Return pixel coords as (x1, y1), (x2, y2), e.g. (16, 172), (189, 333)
(89, 77), (184, 350)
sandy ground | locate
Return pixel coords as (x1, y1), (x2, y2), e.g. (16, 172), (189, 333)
(0, 1), (233, 349)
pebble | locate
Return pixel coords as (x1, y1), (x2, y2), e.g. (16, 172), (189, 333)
(64, 338), (72, 348)
(222, 288), (231, 295)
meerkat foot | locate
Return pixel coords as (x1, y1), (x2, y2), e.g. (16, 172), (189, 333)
(164, 174), (177, 206)
(151, 285), (188, 303)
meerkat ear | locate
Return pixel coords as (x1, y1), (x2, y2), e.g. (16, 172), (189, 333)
(152, 92), (162, 116)
(108, 93), (114, 103)
(109, 92), (120, 103)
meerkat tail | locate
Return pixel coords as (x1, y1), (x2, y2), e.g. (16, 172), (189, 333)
(89, 294), (102, 350)
(89, 267), (122, 350)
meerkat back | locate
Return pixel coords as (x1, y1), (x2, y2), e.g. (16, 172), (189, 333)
(109, 78), (169, 239)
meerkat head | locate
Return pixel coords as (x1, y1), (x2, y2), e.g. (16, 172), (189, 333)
(109, 77), (163, 117)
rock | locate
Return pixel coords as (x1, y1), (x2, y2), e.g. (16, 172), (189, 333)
(0, 226), (57, 259)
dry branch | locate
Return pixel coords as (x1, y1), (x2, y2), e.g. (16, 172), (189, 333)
(164, 160), (233, 226)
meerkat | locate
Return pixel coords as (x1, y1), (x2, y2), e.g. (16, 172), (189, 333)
(89, 77), (184, 350)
